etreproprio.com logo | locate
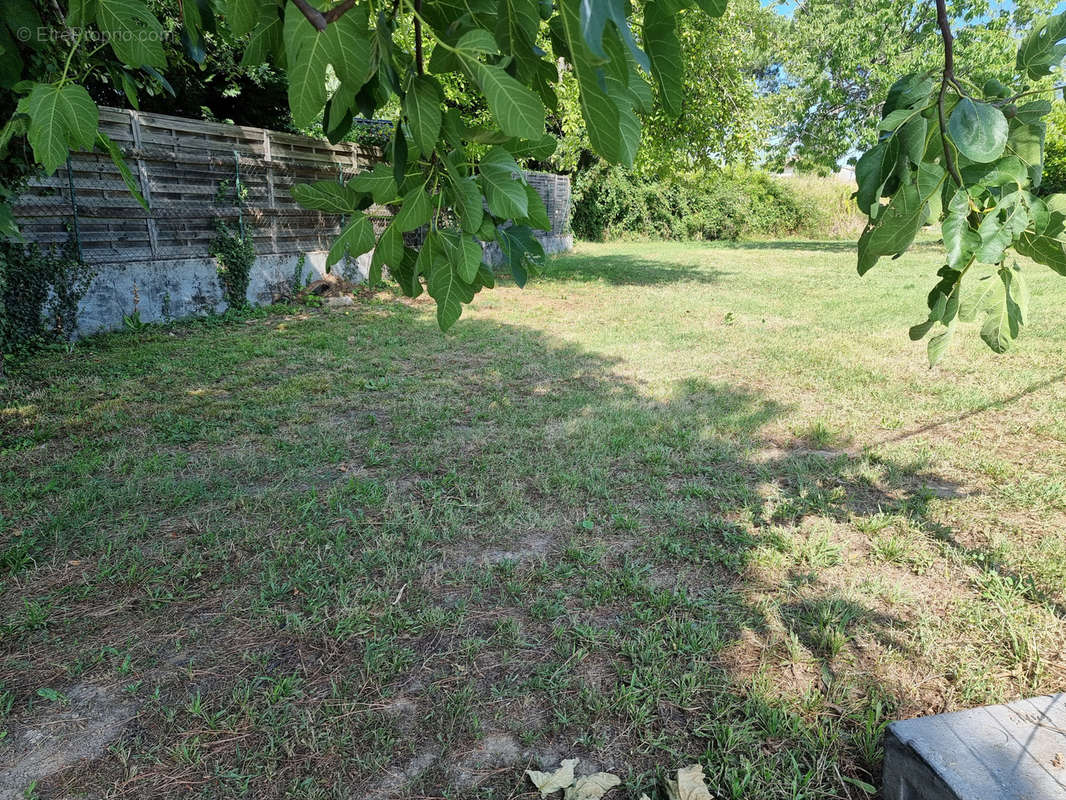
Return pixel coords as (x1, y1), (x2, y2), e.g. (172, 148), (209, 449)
(15, 26), (171, 43)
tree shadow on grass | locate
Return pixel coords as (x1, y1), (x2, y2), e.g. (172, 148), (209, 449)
(540, 252), (732, 286)
(724, 238), (946, 254)
(722, 240), (861, 253)
(0, 299), (1052, 800)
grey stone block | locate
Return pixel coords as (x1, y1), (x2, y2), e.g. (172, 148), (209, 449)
(883, 694), (1066, 799)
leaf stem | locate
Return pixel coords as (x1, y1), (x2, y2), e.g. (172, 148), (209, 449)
(58, 31), (81, 85)
(999, 83), (1066, 104)
(935, 0), (963, 187)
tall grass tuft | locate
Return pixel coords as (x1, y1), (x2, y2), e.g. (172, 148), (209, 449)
(774, 173), (867, 240)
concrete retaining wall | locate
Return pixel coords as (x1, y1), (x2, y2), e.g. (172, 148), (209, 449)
(75, 232), (574, 336)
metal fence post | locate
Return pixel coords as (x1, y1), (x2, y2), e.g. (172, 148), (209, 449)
(233, 150), (245, 239)
(65, 155), (83, 262)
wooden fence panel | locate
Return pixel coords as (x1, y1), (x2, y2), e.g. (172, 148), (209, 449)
(13, 106), (570, 267)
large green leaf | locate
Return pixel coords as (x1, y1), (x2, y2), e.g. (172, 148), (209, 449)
(456, 27), (500, 54)
(179, 0), (214, 66)
(948, 98), (1008, 164)
(857, 164), (944, 275)
(327, 213), (375, 269)
(284, 1), (331, 128)
(427, 237), (480, 331)
(370, 222), (404, 284)
(927, 320), (956, 367)
(878, 107), (926, 133)
(290, 180), (362, 213)
(643, 1), (682, 118)
(522, 183), (551, 230)
(960, 156), (1028, 189)
(942, 189), (979, 271)
(392, 245), (423, 297)
(898, 116), (928, 166)
(479, 146), (528, 219)
(1015, 193), (1066, 275)
(496, 224), (544, 287)
(603, 69), (641, 166)
(393, 183), (434, 232)
(495, 0), (542, 79)
(325, 3), (371, 87)
(403, 74), (443, 157)
(975, 191), (1033, 265)
(66, 0), (96, 27)
(556, 0), (630, 165)
(1004, 120), (1045, 188)
(439, 229), (484, 282)
(578, 0), (649, 69)
(241, 4), (283, 66)
(504, 133), (559, 161)
(1017, 12), (1066, 80)
(324, 84), (355, 143)
(97, 130), (147, 210)
(466, 59), (545, 140)
(19, 83), (99, 174)
(855, 138), (899, 215)
(980, 265), (1027, 352)
(95, 0), (166, 68)
(883, 73), (935, 116)
(226, 0), (258, 35)
(445, 156), (485, 234)
(958, 266), (1001, 322)
(350, 162), (397, 204)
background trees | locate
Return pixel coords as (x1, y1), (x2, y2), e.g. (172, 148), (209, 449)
(768, 0), (1058, 171)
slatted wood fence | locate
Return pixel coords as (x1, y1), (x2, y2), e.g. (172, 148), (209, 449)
(13, 106), (571, 265)
(14, 106), (387, 264)
(12, 107), (572, 335)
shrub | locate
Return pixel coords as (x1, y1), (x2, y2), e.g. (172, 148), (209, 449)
(1042, 105), (1066, 195)
(570, 164), (856, 242)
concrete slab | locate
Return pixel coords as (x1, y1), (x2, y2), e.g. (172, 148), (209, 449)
(883, 694), (1066, 800)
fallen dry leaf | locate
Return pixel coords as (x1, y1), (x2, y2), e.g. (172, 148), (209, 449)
(526, 758), (579, 797)
(563, 772), (621, 800)
(665, 764), (714, 800)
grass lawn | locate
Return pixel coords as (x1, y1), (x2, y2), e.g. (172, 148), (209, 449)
(2, 239), (1066, 799)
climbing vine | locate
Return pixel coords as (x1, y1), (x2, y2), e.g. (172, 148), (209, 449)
(210, 179), (255, 310)
(0, 235), (93, 372)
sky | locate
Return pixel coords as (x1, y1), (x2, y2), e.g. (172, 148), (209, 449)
(761, 0), (797, 17)
(762, 0), (1066, 19)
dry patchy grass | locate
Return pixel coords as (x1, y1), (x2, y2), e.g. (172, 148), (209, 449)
(1, 240), (1065, 799)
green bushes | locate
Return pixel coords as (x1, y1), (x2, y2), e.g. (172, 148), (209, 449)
(1042, 105), (1066, 195)
(570, 164), (863, 241)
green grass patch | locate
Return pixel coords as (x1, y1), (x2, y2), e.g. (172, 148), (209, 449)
(2, 240), (1065, 799)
